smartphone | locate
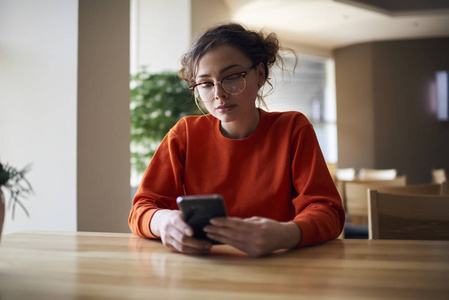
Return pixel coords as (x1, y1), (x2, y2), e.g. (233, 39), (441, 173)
(176, 194), (227, 244)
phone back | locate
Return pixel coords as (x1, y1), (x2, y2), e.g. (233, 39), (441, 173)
(176, 194), (226, 243)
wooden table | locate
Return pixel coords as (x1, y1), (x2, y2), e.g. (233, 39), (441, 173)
(0, 231), (448, 299)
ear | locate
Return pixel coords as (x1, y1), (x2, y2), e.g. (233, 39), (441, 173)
(256, 62), (266, 86)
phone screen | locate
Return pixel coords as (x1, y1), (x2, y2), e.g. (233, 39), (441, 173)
(176, 194), (227, 243)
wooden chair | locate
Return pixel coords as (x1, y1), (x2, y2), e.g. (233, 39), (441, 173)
(358, 168), (397, 181)
(343, 176), (407, 225)
(335, 168), (356, 201)
(432, 168), (447, 184)
(368, 190), (449, 240)
(336, 168), (356, 181)
(376, 182), (446, 196)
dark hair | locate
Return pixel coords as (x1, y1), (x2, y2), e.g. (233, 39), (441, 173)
(179, 23), (294, 107)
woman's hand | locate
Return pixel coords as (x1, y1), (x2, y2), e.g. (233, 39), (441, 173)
(203, 217), (302, 258)
(151, 209), (212, 255)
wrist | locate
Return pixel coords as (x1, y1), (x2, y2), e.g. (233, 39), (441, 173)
(150, 209), (167, 238)
(282, 222), (302, 249)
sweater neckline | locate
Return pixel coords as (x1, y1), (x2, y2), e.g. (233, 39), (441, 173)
(212, 108), (269, 149)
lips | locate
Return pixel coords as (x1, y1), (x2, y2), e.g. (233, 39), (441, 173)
(216, 104), (236, 113)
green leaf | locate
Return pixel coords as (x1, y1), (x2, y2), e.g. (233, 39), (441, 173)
(130, 70), (202, 175)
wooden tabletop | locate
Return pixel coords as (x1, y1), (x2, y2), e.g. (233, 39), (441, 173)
(0, 231), (448, 299)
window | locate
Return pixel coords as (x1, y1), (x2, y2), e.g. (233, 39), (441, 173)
(266, 54), (337, 163)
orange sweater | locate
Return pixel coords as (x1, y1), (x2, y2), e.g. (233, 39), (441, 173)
(129, 109), (345, 247)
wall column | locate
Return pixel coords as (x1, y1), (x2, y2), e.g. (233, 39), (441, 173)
(78, 0), (131, 232)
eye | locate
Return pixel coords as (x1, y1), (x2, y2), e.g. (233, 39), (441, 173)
(198, 82), (214, 89)
(223, 74), (242, 82)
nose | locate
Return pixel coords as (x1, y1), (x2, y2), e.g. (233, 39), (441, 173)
(213, 82), (228, 100)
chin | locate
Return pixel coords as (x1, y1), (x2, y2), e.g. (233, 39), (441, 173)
(215, 112), (239, 122)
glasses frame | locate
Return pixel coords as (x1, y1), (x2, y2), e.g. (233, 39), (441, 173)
(189, 63), (258, 102)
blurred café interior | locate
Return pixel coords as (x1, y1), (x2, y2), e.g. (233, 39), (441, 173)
(1, 0), (449, 239)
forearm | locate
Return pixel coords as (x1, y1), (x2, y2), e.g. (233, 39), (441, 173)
(293, 204), (344, 247)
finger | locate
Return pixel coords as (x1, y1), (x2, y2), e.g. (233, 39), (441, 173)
(170, 212), (194, 237)
(165, 234), (211, 255)
(206, 233), (263, 257)
(167, 225), (212, 250)
(162, 227), (211, 253)
(204, 224), (256, 243)
(209, 217), (262, 232)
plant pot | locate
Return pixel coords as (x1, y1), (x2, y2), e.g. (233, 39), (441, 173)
(0, 191), (4, 241)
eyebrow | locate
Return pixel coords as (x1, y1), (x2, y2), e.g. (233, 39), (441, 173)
(196, 64), (244, 79)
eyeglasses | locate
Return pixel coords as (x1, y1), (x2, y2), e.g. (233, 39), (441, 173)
(189, 63), (258, 102)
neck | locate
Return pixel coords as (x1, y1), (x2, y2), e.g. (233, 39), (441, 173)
(220, 108), (260, 139)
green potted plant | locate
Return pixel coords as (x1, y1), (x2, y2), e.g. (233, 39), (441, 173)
(130, 69), (201, 177)
(0, 161), (33, 239)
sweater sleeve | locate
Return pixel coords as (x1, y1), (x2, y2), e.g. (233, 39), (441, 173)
(128, 121), (186, 239)
(290, 122), (345, 247)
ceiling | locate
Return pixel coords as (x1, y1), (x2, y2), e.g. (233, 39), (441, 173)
(223, 0), (449, 50)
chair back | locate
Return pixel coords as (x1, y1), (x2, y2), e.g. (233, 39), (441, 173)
(368, 190), (449, 240)
(344, 176), (407, 225)
(376, 182), (445, 195)
(336, 168), (356, 181)
(359, 168), (397, 181)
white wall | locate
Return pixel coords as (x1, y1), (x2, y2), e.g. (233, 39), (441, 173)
(1, 0), (131, 234)
(0, 0), (78, 234)
(131, 0), (191, 75)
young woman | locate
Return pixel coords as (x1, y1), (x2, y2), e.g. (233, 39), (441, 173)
(129, 23), (344, 257)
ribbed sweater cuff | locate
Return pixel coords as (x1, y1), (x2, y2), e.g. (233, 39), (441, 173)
(141, 208), (161, 239)
(293, 219), (315, 248)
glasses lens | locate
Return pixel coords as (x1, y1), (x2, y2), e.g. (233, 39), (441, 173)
(223, 74), (246, 95)
(193, 73), (247, 102)
(194, 83), (214, 102)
